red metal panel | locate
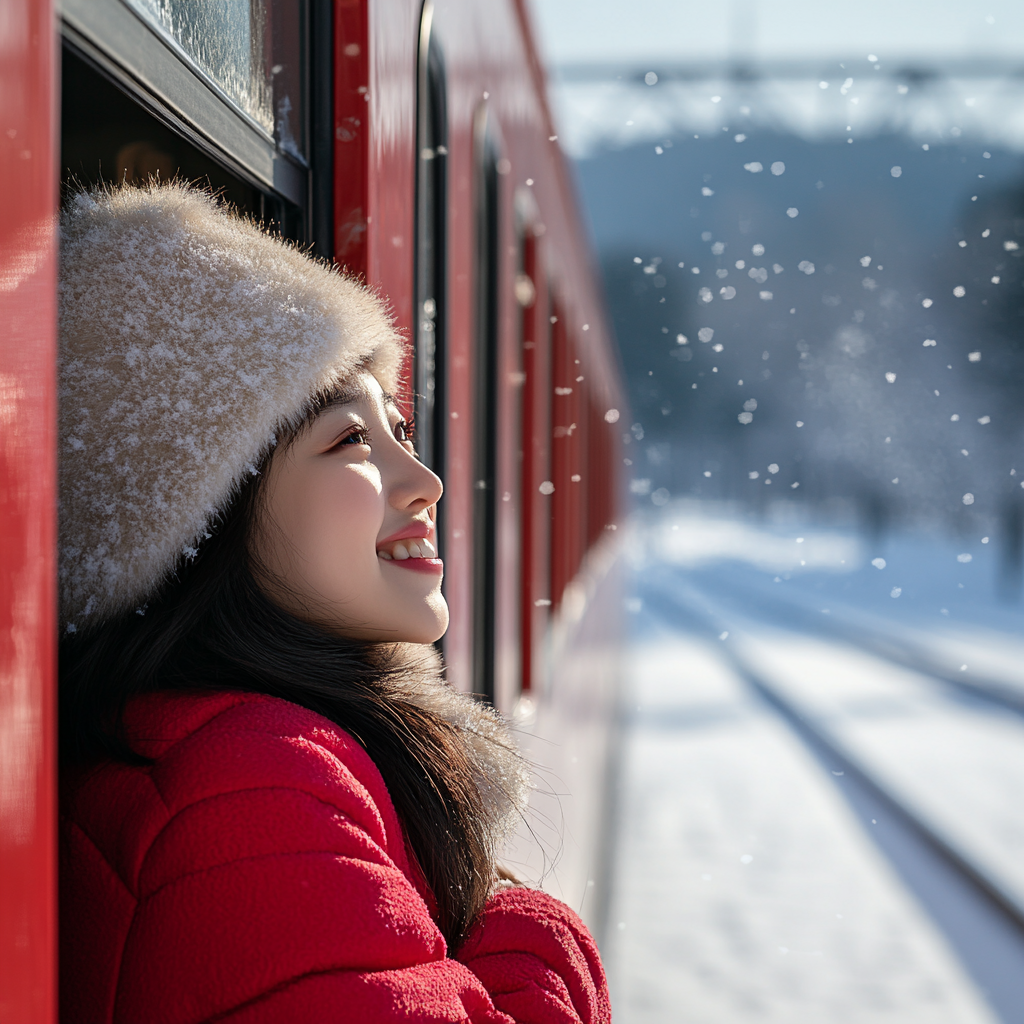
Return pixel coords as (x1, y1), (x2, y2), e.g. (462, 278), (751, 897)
(366, 0), (417, 354)
(550, 305), (583, 607)
(334, 0), (370, 279)
(335, 0), (417, 400)
(0, 0), (58, 1020)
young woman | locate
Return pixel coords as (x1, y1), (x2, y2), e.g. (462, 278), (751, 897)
(58, 184), (610, 1024)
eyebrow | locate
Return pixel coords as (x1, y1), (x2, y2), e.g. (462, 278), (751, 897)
(318, 387), (361, 411)
(313, 387), (402, 426)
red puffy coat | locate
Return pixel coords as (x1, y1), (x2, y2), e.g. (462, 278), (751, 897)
(59, 690), (611, 1023)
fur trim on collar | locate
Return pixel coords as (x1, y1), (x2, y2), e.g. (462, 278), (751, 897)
(59, 183), (403, 631)
(388, 644), (532, 858)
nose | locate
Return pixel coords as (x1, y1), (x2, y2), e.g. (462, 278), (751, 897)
(387, 443), (443, 513)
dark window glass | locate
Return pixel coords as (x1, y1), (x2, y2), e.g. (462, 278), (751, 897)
(414, 9), (448, 475)
(472, 110), (502, 702)
(61, 47), (268, 218)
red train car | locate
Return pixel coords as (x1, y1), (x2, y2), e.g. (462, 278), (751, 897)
(0, 1), (626, 1016)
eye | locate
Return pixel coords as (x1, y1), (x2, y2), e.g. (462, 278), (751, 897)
(333, 425), (370, 449)
(394, 418), (415, 444)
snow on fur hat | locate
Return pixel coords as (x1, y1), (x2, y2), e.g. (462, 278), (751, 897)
(59, 182), (404, 631)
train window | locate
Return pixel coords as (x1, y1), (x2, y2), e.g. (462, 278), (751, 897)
(60, 0), (313, 230)
(472, 107), (503, 701)
(121, 0), (306, 158)
(414, 2), (448, 476)
(517, 213), (544, 695)
(61, 49), (265, 219)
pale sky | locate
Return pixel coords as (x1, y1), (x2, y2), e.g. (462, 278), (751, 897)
(526, 0), (1024, 66)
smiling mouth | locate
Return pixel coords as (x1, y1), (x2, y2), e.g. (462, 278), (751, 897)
(377, 537), (437, 561)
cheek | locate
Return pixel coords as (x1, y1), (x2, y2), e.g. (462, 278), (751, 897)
(276, 463), (383, 580)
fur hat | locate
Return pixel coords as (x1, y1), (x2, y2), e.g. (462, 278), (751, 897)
(59, 183), (404, 632)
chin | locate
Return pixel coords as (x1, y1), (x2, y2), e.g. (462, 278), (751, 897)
(402, 599), (449, 645)
(339, 595), (448, 645)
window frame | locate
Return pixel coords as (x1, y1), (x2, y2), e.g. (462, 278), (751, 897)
(60, 0), (315, 221)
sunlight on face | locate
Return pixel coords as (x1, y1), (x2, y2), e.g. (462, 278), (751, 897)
(253, 372), (448, 643)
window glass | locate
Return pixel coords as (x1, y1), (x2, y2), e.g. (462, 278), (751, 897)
(123, 0), (305, 156)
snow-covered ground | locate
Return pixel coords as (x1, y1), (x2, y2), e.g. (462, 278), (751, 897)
(648, 501), (1024, 695)
(728, 624), (1024, 918)
(603, 503), (1024, 1022)
(604, 621), (996, 1023)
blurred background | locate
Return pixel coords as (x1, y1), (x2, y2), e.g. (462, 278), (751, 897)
(525, 2), (1024, 1021)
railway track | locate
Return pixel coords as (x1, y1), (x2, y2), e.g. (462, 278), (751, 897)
(634, 567), (1024, 1021)
(681, 569), (1024, 719)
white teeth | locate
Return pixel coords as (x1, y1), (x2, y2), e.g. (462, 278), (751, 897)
(380, 535), (438, 560)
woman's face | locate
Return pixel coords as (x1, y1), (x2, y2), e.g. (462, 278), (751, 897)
(253, 372), (448, 643)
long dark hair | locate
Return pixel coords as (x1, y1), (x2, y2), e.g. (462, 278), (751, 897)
(59, 443), (494, 949)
